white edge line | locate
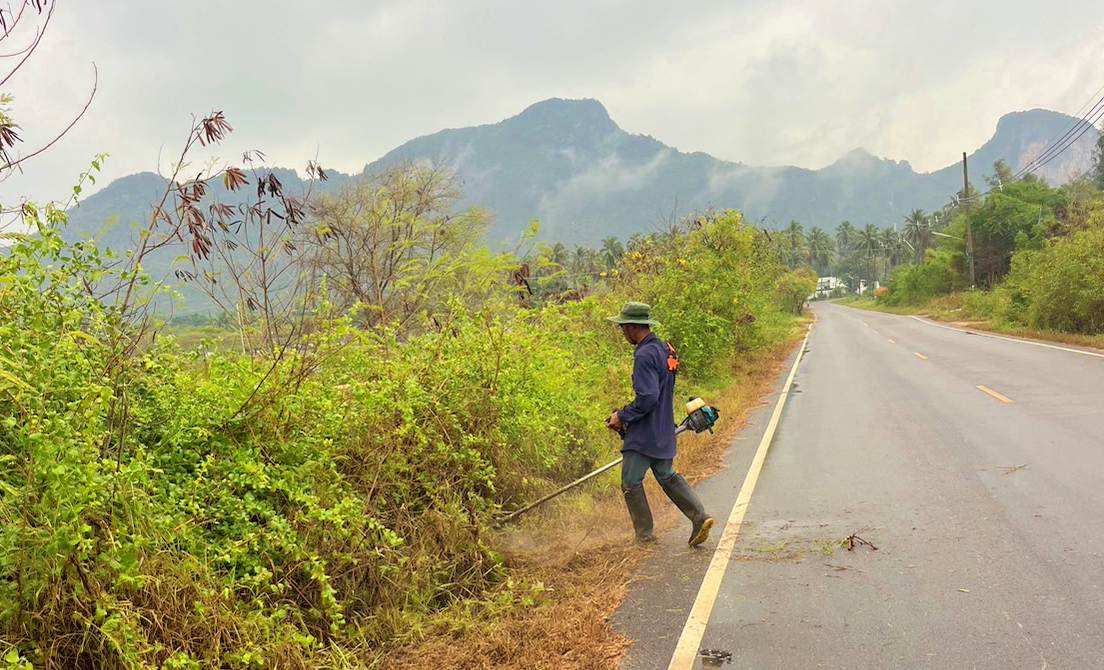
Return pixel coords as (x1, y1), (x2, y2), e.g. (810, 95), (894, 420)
(908, 316), (1104, 359)
(666, 326), (812, 670)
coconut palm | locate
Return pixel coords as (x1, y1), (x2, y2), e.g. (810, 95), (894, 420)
(903, 208), (930, 263)
(600, 236), (624, 269)
(571, 245), (596, 284)
(549, 242), (568, 267)
(784, 220), (808, 269)
(835, 221), (856, 254)
(881, 227), (904, 275)
(807, 227), (834, 275)
(856, 224), (882, 282)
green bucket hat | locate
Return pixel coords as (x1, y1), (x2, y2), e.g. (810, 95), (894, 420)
(607, 301), (660, 326)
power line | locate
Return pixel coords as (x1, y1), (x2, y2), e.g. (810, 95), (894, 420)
(1012, 86), (1104, 179)
(1016, 103), (1104, 180)
(947, 85), (1104, 207)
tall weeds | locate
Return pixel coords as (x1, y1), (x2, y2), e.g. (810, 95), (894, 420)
(1, 198), (794, 667)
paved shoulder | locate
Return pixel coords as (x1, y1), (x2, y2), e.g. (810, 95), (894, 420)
(614, 337), (807, 668)
(617, 302), (1104, 669)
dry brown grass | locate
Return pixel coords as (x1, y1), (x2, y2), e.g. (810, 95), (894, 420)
(380, 325), (808, 670)
(956, 322), (1104, 351)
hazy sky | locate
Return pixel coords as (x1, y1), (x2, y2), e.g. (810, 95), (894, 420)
(7, 0), (1104, 202)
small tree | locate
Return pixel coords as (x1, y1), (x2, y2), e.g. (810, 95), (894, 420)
(776, 267), (818, 315)
(305, 165), (494, 330)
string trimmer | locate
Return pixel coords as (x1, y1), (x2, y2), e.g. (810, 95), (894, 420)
(498, 398), (719, 523)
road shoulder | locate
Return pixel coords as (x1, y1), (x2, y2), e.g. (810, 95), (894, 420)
(613, 332), (809, 669)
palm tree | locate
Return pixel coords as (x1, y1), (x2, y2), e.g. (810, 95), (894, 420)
(835, 221), (856, 254)
(903, 208), (930, 263)
(571, 245), (593, 285)
(784, 220), (807, 269)
(856, 224), (882, 283)
(807, 227), (834, 275)
(549, 242), (568, 268)
(600, 236), (624, 269)
(881, 227), (904, 276)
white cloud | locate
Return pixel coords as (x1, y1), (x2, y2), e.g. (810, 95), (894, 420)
(4, 0), (1103, 205)
(536, 150), (672, 223)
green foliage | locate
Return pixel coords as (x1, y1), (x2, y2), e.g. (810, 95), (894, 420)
(884, 248), (962, 305)
(806, 227), (834, 275)
(996, 202), (1104, 333)
(1, 190), (796, 667)
(967, 178), (1061, 285)
(881, 178), (1104, 336)
(775, 267), (817, 316)
(307, 168), (496, 328)
(1094, 132), (1104, 190)
(639, 210), (786, 379)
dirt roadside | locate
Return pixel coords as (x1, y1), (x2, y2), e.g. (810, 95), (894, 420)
(382, 325), (809, 670)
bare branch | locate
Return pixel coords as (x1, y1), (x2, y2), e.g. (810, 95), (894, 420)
(3, 62), (96, 172)
(0, 0), (50, 86)
(0, 0), (34, 41)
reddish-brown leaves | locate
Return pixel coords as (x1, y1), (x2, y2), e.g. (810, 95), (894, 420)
(264, 173), (283, 197)
(284, 196), (304, 226)
(198, 111), (232, 146)
(223, 166), (248, 191)
(0, 122), (21, 150)
(307, 160), (328, 181)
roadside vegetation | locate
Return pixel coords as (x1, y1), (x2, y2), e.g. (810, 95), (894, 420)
(1, 97), (814, 667)
(837, 159), (1104, 346)
(790, 132), (1104, 346)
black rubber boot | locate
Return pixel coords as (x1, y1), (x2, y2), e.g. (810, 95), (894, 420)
(623, 485), (656, 543)
(659, 473), (714, 547)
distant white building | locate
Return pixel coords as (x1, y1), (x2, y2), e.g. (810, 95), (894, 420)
(856, 279), (880, 296)
(813, 276), (848, 299)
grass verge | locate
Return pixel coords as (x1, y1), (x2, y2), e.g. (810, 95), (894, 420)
(833, 295), (1104, 351)
(378, 318), (811, 669)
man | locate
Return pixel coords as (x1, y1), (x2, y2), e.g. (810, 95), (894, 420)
(606, 301), (714, 547)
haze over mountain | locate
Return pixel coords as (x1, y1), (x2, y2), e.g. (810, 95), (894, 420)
(68, 98), (1098, 254)
(365, 98), (1097, 243)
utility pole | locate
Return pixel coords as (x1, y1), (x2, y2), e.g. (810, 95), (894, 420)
(962, 151), (975, 287)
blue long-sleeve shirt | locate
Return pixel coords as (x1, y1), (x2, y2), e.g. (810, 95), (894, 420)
(617, 332), (677, 459)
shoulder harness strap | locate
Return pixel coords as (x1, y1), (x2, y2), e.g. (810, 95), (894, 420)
(666, 342), (679, 373)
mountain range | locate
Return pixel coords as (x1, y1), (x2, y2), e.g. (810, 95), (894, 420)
(365, 99), (1097, 243)
(68, 99), (1098, 251)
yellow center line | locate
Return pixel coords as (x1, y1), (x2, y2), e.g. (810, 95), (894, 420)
(666, 326), (812, 670)
(914, 352), (928, 360)
(976, 384), (1013, 403)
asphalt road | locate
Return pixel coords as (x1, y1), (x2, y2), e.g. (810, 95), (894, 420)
(615, 302), (1104, 669)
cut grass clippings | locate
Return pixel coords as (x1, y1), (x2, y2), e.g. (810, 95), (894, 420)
(379, 319), (810, 669)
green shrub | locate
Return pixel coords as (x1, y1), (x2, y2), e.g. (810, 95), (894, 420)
(999, 224), (1104, 333)
(774, 267), (818, 317)
(884, 248), (961, 305)
(1, 203), (797, 667)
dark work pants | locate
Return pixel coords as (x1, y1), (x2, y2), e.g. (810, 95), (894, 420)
(621, 449), (676, 489)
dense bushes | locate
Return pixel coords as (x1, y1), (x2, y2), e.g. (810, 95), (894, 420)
(996, 209), (1104, 333)
(637, 212), (790, 378)
(774, 268), (818, 317)
(1, 204), (795, 667)
(883, 248), (961, 306)
(880, 178), (1104, 336)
